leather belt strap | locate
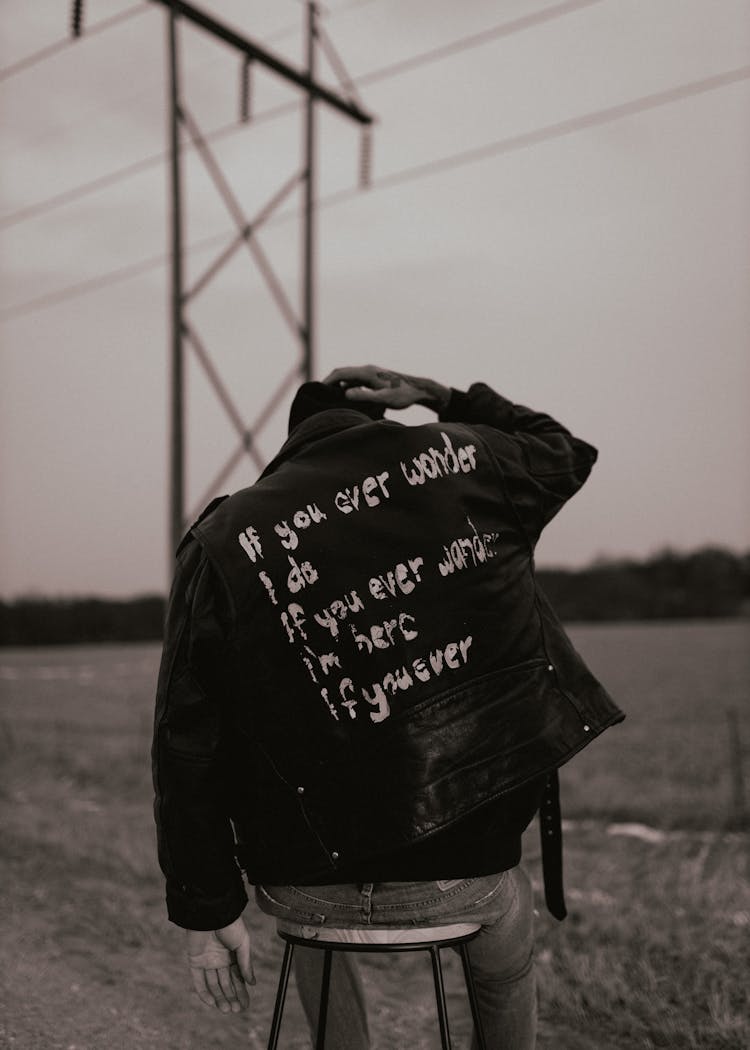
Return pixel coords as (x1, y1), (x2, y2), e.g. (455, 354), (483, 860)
(539, 769), (567, 920)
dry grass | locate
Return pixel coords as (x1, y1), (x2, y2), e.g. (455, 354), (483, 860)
(530, 828), (750, 1050)
(0, 623), (748, 1049)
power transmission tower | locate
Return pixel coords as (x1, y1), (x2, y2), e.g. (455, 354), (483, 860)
(151, 0), (373, 558)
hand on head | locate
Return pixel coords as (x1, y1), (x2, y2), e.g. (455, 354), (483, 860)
(323, 365), (450, 413)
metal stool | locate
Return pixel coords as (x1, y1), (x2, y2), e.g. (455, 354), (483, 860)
(267, 921), (487, 1050)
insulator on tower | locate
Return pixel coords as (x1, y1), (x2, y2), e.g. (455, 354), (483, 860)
(71, 0), (84, 38)
(359, 126), (372, 189)
(240, 56), (253, 123)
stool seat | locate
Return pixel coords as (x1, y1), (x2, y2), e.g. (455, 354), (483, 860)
(276, 921), (481, 945)
(268, 920), (486, 1049)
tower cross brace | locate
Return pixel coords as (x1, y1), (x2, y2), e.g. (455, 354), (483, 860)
(153, 0), (373, 558)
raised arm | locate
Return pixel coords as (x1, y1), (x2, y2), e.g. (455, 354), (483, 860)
(324, 365), (599, 545)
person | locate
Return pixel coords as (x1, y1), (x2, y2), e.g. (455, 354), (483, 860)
(152, 365), (624, 1049)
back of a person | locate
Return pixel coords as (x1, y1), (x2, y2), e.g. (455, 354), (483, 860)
(153, 367), (624, 1050)
(201, 414), (539, 712)
(193, 407), (615, 887)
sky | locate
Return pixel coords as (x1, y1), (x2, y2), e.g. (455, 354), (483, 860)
(1, 0), (749, 598)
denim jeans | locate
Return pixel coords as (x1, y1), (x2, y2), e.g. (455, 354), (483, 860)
(256, 867), (536, 1050)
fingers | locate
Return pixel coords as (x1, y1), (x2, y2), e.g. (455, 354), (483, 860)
(187, 919), (256, 1013)
(188, 926), (253, 1013)
(322, 365), (396, 390)
(233, 928), (257, 988)
(323, 366), (400, 406)
(215, 918), (256, 987)
(231, 963), (250, 1009)
(191, 963), (249, 1013)
(190, 965), (217, 1008)
(217, 965), (246, 1013)
(205, 967), (234, 1013)
(321, 365), (373, 387)
(321, 365), (435, 411)
(343, 385), (394, 403)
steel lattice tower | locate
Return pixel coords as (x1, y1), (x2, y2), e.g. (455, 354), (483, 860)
(155, 0), (373, 557)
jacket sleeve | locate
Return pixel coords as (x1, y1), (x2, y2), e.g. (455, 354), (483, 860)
(439, 382), (598, 546)
(152, 537), (248, 930)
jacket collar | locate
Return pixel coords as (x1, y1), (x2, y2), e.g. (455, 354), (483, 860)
(260, 409), (385, 480)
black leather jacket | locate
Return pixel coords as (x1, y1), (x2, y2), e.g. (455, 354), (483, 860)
(153, 383), (624, 929)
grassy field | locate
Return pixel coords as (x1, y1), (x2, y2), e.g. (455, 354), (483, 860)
(0, 621), (748, 1049)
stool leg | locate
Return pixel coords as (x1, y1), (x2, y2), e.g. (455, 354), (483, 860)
(429, 946), (453, 1050)
(267, 941), (295, 1050)
(315, 948), (333, 1050)
(458, 942), (487, 1050)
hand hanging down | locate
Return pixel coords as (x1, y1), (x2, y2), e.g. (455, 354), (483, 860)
(186, 916), (255, 1014)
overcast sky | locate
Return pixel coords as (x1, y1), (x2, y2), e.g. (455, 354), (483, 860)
(1, 0), (749, 598)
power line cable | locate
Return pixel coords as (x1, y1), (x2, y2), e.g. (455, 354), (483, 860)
(316, 0), (384, 14)
(0, 0), (380, 85)
(0, 100), (300, 231)
(0, 0), (379, 159)
(0, 3), (149, 83)
(0, 0), (375, 230)
(355, 0), (603, 88)
(8, 14), (302, 154)
(2, 62), (747, 324)
(335, 64), (750, 197)
(0, 0), (605, 231)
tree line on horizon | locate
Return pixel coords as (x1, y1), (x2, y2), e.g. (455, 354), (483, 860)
(0, 546), (747, 647)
